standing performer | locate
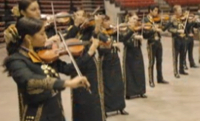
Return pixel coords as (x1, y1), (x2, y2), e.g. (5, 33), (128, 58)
(97, 15), (128, 116)
(3, 17), (93, 121)
(143, 5), (169, 87)
(120, 12), (147, 99)
(64, 10), (106, 121)
(168, 5), (189, 78)
(184, 13), (200, 68)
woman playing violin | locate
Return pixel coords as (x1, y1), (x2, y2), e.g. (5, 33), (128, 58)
(2, 17), (97, 121)
(120, 12), (147, 99)
(96, 15), (128, 116)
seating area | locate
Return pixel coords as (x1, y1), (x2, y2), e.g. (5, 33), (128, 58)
(110, 0), (155, 9)
(165, 0), (200, 6)
(109, 0), (200, 9)
(39, 0), (104, 14)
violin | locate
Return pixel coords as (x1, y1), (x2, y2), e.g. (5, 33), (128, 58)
(41, 12), (73, 28)
(36, 38), (90, 63)
(153, 16), (161, 23)
(177, 15), (187, 21)
(161, 14), (170, 21)
(143, 22), (153, 30)
(102, 28), (117, 35)
(81, 17), (95, 29)
(176, 11), (190, 21)
(153, 14), (170, 23)
(132, 22), (142, 31)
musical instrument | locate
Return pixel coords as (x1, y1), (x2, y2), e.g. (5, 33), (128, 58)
(109, 23), (130, 33)
(80, 6), (100, 29)
(143, 22), (153, 30)
(36, 39), (90, 63)
(153, 14), (170, 23)
(81, 17), (95, 29)
(133, 22), (143, 31)
(102, 28), (117, 35)
(41, 13), (73, 29)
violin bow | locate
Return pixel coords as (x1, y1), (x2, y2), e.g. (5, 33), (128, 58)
(141, 12), (145, 36)
(92, 6), (101, 15)
(51, 2), (58, 34)
(117, 15), (119, 43)
(160, 10), (163, 28)
(183, 11), (190, 32)
(80, 6), (101, 28)
(58, 32), (92, 94)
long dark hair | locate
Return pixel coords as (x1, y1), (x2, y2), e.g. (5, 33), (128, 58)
(149, 5), (159, 13)
(3, 17), (44, 74)
(6, 17), (44, 56)
(18, 0), (37, 18)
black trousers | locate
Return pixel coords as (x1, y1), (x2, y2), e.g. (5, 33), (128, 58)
(184, 36), (195, 66)
(172, 37), (187, 75)
(147, 40), (163, 83)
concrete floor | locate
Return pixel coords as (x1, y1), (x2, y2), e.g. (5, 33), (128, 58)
(0, 36), (200, 121)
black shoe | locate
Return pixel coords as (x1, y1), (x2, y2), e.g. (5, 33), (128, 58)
(119, 110), (129, 115)
(105, 113), (107, 118)
(190, 65), (198, 68)
(174, 73), (180, 78)
(140, 94), (147, 98)
(158, 80), (169, 84)
(126, 96), (131, 99)
(179, 71), (188, 75)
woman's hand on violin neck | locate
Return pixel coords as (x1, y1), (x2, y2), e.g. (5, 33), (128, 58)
(91, 37), (99, 47)
(65, 76), (90, 89)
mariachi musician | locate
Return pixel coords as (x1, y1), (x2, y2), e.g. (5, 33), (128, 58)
(183, 13), (200, 69)
(143, 5), (169, 87)
(168, 5), (190, 78)
(94, 15), (128, 116)
(119, 12), (147, 99)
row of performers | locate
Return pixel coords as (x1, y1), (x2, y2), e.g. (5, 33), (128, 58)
(3, 0), (200, 121)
